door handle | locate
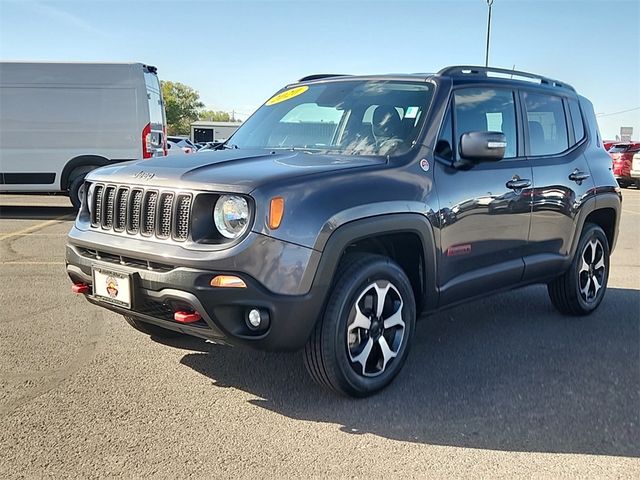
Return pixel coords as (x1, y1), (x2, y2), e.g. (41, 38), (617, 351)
(506, 177), (531, 190)
(569, 169), (590, 183)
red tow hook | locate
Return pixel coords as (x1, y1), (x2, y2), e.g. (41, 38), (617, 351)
(174, 310), (202, 324)
(72, 283), (90, 294)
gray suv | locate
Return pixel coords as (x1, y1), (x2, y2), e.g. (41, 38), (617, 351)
(67, 66), (621, 397)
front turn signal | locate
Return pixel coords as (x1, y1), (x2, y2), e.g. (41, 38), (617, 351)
(210, 275), (247, 288)
(268, 196), (285, 230)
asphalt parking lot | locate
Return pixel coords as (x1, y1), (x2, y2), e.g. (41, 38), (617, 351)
(0, 191), (638, 478)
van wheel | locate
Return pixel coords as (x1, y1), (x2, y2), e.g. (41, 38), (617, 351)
(68, 174), (86, 210)
(547, 223), (610, 315)
(303, 254), (416, 397)
(123, 315), (182, 338)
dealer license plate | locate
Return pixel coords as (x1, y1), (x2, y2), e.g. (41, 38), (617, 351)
(92, 267), (132, 309)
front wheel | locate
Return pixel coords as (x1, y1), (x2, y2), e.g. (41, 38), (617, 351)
(547, 223), (610, 315)
(304, 254), (416, 397)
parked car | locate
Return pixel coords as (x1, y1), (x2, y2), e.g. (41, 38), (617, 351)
(167, 136), (199, 153)
(0, 62), (166, 208)
(603, 140), (617, 152)
(197, 140), (227, 152)
(607, 142), (640, 187)
(67, 66), (620, 397)
(166, 140), (195, 156)
(630, 152), (640, 188)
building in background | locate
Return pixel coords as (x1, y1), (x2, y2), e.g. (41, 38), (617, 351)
(190, 121), (241, 143)
(619, 127), (634, 142)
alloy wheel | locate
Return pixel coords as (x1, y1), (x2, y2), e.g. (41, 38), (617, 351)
(578, 238), (606, 303)
(346, 280), (405, 377)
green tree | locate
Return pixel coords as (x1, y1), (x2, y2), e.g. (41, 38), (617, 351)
(161, 81), (204, 135)
(198, 110), (232, 122)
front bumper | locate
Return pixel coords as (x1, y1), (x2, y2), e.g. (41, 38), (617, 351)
(66, 244), (328, 351)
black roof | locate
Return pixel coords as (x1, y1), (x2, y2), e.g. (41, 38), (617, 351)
(295, 65), (576, 93)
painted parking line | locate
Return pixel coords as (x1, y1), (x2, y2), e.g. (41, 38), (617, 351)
(0, 215), (73, 241)
(1, 233), (67, 237)
(0, 261), (65, 265)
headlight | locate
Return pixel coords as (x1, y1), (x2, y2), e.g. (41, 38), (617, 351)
(86, 183), (94, 215)
(213, 195), (250, 239)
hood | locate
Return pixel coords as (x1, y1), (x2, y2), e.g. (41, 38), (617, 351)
(86, 149), (385, 193)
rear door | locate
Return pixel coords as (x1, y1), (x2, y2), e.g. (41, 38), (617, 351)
(522, 91), (595, 279)
(143, 68), (165, 158)
(435, 86), (533, 305)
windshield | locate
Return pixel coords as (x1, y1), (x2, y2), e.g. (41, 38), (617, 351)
(230, 80), (434, 156)
(608, 145), (631, 153)
(609, 144), (640, 153)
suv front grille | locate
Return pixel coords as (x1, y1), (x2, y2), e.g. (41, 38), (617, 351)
(90, 184), (192, 242)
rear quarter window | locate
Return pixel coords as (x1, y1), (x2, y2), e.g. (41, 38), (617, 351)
(567, 98), (585, 143)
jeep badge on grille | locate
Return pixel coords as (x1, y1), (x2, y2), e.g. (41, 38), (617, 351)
(133, 171), (155, 180)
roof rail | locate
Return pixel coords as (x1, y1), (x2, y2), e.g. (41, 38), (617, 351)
(297, 74), (348, 82)
(437, 65), (575, 92)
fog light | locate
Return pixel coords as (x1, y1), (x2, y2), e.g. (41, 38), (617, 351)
(248, 309), (261, 328)
(246, 308), (270, 332)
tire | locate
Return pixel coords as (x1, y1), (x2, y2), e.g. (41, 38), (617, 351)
(68, 174), (86, 210)
(635, 179), (640, 190)
(303, 253), (416, 397)
(547, 223), (610, 316)
(123, 315), (182, 338)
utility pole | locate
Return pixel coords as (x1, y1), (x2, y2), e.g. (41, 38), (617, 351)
(485, 0), (494, 67)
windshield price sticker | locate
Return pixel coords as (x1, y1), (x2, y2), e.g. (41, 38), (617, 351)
(265, 86), (309, 106)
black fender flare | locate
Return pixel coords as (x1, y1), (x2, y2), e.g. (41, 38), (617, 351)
(569, 191), (621, 259)
(306, 213), (439, 311)
(60, 155), (111, 190)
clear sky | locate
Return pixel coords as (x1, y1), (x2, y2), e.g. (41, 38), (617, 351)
(1, 0), (638, 139)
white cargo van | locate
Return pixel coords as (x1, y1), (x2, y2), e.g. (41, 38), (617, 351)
(0, 62), (166, 207)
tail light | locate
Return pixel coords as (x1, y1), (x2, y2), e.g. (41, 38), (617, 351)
(142, 122), (152, 159)
(162, 125), (167, 156)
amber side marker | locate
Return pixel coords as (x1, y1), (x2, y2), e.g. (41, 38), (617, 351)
(269, 196), (285, 230)
(210, 275), (247, 288)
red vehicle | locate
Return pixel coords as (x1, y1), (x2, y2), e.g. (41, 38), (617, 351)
(603, 140), (617, 152)
(607, 142), (640, 187)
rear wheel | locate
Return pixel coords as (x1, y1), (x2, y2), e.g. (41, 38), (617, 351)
(547, 223), (610, 315)
(123, 315), (182, 338)
(304, 254), (416, 397)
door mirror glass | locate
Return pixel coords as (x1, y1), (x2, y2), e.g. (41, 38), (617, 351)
(459, 131), (506, 161)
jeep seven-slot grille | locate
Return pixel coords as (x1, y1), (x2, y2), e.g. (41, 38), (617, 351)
(90, 184), (192, 241)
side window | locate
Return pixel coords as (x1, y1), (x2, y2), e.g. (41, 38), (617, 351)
(453, 88), (517, 159)
(523, 92), (569, 156)
(568, 98), (585, 143)
(434, 105), (453, 160)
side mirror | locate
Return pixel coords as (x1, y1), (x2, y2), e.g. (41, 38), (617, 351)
(459, 131), (506, 162)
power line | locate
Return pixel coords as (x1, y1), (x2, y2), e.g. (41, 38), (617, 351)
(596, 106), (640, 117)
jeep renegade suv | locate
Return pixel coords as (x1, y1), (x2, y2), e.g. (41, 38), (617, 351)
(67, 66), (621, 397)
